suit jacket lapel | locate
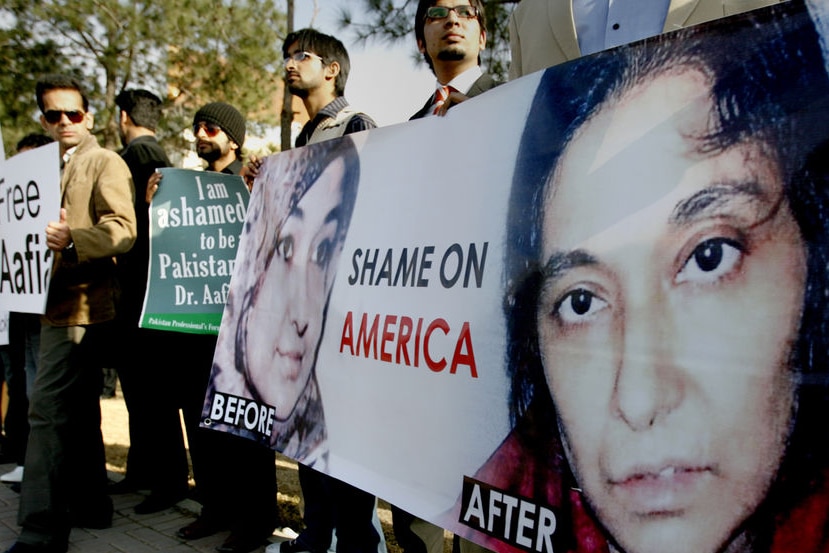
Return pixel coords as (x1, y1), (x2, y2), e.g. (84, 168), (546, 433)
(467, 74), (497, 98)
(551, 0), (582, 60)
(410, 96), (434, 120)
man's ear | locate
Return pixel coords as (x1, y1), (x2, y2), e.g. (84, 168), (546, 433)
(417, 39), (426, 54)
(325, 60), (341, 80)
(478, 29), (487, 51)
(85, 112), (94, 130)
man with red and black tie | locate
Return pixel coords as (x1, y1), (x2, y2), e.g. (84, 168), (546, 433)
(396, 3), (500, 553)
(409, 0), (498, 120)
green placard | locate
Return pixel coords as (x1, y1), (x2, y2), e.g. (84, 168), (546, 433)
(140, 168), (249, 334)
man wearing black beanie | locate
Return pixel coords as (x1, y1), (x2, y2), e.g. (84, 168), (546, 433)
(192, 101), (247, 173)
(146, 102), (279, 553)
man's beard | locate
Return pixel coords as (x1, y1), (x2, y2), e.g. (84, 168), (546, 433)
(198, 144), (222, 163)
(437, 47), (466, 62)
(287, 83), (309, 98)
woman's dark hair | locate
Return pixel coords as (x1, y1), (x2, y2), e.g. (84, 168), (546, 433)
(504, 0), (829, 521)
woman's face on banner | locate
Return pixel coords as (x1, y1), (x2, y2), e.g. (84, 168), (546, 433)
(246, 158), (346, 420)
(536, 68), (804, 553)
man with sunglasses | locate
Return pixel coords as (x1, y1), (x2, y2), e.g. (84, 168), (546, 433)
(410, 0), (497, 119)
(6, 74), (136, 553)
(145, 101), (279, 553)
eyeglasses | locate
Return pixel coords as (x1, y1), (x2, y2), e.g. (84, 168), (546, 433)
(425, 5), (478, 20)
(283, 51), (324, 66)
(193, 121), (223, 137)
(43, 110), (85, 124)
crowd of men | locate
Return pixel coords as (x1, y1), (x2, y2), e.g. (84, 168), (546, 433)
(0, 0), (781, 552)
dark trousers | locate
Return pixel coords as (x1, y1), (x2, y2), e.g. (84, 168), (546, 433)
(5, 313), (38, 465)
(297, 464), (381, 553)
(116, 327), (189, 494)
(18, 323), (112, 548)
(172, 332), (279, 533)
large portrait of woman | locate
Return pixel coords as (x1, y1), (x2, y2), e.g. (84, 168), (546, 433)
(456, 2), (829, 552)
(203, 136), (361, 469)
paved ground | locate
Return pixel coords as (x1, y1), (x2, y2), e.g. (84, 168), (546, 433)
(0, 466), (297, 552)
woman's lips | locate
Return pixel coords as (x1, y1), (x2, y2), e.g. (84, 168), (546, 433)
(276, 348), (303, 380)
(609, 464), (714, 515)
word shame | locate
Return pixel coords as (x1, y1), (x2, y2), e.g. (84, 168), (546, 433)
(348, 242), (488, 289)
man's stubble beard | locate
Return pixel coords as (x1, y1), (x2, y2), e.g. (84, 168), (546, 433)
(198, 145), (221, 163)
(287, 83), (310, 98)
(436, 47), (467, 62)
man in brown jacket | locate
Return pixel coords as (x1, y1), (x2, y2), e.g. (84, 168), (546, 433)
(6, 74), (136, 553)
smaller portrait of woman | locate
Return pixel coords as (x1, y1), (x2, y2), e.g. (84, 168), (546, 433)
(204, 136), (361, 468)
(456, 3), (829, 553)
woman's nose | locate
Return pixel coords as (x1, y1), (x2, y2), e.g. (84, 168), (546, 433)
(612, 301), (683, 430)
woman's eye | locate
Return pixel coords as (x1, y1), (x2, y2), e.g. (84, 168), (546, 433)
(554, 288), (608, 324)
(276, 235), (294, 261)
(677, 238), (743, 284)
(313, 239), (332, 267)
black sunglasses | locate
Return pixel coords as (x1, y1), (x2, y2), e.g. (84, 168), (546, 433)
(193, 121), (223, 137)
(43, 110), (85, 124)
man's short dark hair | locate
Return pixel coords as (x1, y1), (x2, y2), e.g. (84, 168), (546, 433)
(115, 89), (163, 132)
(414, 0), (487, 72)
(16, 133), (54, 153)
(283, 28), (351, 97)
(36, 74), (89, 113)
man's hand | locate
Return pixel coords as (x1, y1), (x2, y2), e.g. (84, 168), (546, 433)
(146, 170), (163, 204)
(45, 208), (72, 252)
(240, 155), (262, 190)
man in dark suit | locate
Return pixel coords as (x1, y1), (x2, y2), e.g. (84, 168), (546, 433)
(393, 4), (500, 553)
(410, 0), (498, 119)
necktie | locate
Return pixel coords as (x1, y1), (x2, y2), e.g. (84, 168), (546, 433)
(433, 85), (451, 115)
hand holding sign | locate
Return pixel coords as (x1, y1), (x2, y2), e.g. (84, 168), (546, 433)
(45, 208), (71, 251)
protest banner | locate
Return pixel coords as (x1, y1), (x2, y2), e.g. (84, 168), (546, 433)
(140, 168), (248, 335)
(203, 3), (829, 552)
(0, 142), (60, 315)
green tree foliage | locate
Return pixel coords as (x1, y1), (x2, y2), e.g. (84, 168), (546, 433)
(0, 26), (73, 154)
(338, 0), (516, 81)
(0, 0), (286, 154)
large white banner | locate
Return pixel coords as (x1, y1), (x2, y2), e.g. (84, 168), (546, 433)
(204, 3), (829, 552)
(0, 142), (60, 315)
